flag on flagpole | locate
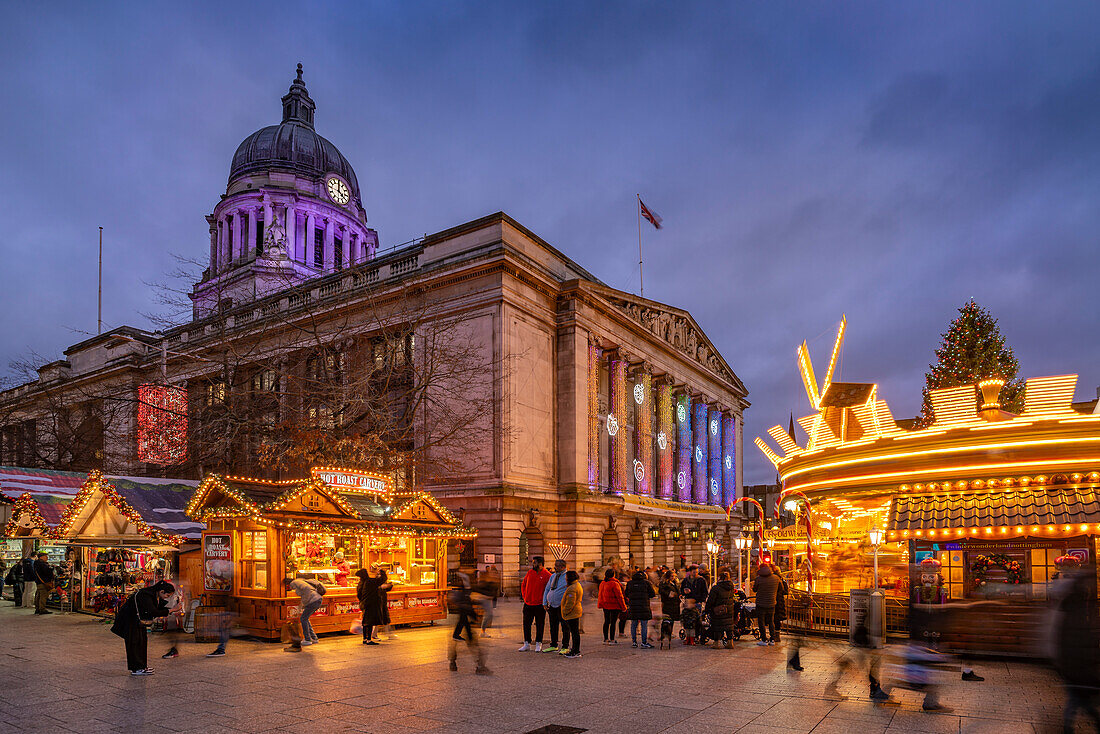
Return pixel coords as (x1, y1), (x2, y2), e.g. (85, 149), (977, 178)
(639, 199), (662, 229)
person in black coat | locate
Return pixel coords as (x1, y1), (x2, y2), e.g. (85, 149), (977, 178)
(680, 565), (708, 605)
(705, 572), (737, 648)
(355, 566), (386, 645)
(625, 571), (656, 648)
(1053, 566), (1100, 731)
(5, 559), (23, 606)
(110, 581), (175, 676)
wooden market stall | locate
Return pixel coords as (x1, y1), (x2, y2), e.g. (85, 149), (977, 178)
(49, 471), (202, 614)
(186, 466), (477, 639)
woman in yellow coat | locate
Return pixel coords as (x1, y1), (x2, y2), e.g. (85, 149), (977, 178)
(560, 571), (584, 658)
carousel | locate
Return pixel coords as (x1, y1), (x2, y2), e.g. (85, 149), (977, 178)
(754, 318), (1100, 652)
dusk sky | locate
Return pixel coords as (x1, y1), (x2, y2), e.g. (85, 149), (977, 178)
(2, 2), (1098, 484)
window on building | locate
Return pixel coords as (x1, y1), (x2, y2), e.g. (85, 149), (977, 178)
(256, 216), (265, 255)
(205, 381), (228, 406)
(314, 228), (324, 267)
(307, 404), (334, 430)
(334, 237), (343, 271)
(240, 530), (269, 590)
(250, 369), (278, 393)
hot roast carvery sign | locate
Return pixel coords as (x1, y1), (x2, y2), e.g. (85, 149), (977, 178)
(311, 467), (390, 496)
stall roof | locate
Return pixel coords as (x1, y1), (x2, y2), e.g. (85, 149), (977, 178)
(890, 486), (1100, 531)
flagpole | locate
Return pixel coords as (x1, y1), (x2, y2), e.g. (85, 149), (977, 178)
(98, 226), (103, 335)
(637, 194), (644, 298)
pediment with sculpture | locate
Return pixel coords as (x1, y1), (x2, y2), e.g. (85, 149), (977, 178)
(599, 290), (744, 390)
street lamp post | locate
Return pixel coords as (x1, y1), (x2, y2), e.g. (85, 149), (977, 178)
(868, 527), (883, 589)
(705, 539), (720, 583)
(734, 535), (749, 589)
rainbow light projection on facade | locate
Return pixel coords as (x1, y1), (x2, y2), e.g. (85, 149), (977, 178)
(676, 393), (692, 502)
(609, 356), (629, 495)
(692, 402), (708, 504)
(634, 371), (653, 497)
(586, 343), (600, 491)
(708, 406), (722, 505)
(137, 384), (188, 465)
(722, 413), (737, 507)
(657, 382), (674, 499)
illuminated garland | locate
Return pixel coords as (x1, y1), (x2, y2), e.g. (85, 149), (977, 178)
(899, 471), (1100, 494)
(3, 493), (50, 536)
(970, 553), (1023, 588)
(52, 471), (184, 546)
(136, 384), (188, 465)
(587, 343), (600, 490)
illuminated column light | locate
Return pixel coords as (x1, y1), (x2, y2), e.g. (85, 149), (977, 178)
(609, 356), (629, 495)
(657, 381), (674, 499)
(587, 343), (600, 490)
(692, 401), (708, 504)
(722, 413), (737, 507)
(677, 393), (693, 502)
(633, 370), (653, 496)
(708, 406), (722, 506)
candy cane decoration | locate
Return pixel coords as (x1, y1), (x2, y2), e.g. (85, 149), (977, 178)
(776, 489), (815, 585)
(725, 497), (766, 558)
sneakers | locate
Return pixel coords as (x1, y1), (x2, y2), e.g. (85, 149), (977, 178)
(756, 640), (769, 646)
(480, 631), (491, 638)
(961, 670), (984, 682)
(768, 640), (776, 645)
(543, 645), (560, 653)
(558, 648), (569, 655)
(564, 652), (581, 659)
(364, 640), (379, 645)
(449, 660), (458, 671)
(534, 642), (543, 652)
(640, 643), (653, 649)
(632, 642), (638, 648)
(130, 669), (154, 676)
(518, 642), (531, 652)
(300, 640), (313, 646)
(161, 648), (179, 659)
(610, 639), (618, 645)
(206, 648), (226, 657)
(871, 688), (892, 702)
(787, 662), (804, 671)
(284, 645), (302, 652)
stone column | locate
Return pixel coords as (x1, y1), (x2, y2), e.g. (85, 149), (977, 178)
(208, 217), (218, 271)
(586, 341), (600, 491)
(323, 217), (334, 271)
(608, 352), (629, 495)
(305, 212), (317, 266)
(338, 225), (348, 269)
(233, 212), (243, 261)
(708, 405), (722, 505)
(285, 205), (296, 260)
(245, 207), (256, 257)
(263, 201), (273, 242)
(656, 379), (673, 499)
(632, 367), (653, 497)
(722, 412), (737, 508)
(675, 390), (692, 502)
(350, 232), (360, 265)
(692, 399), (707, 504)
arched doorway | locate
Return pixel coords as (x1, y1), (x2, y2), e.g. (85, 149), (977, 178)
(601, 529), (620, 566)
(519, 526), (544, 568)
(629, 530), (645, 569)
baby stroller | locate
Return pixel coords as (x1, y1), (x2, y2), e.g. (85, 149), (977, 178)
(732, 596), (758, 640)
(678, 611), (710, 643)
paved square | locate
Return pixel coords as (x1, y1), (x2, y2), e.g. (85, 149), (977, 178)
(0, 601), (1068, 733)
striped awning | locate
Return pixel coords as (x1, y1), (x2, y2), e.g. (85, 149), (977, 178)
(890, 486), (1100, 531)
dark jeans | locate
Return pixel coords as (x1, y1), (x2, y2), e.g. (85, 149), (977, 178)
(11, 582), (22, 606)
(522, 603), (545, 643)
(565, 617), (580, 654)
(602, 609), (620, 641)
(631, 618), (649, 645)
(300, 600), (322, 641)
(546, 605), (563, 646)
(453, 610), (474, 641)
(124, 625), (148, 672)
(757, 607), (777, 642)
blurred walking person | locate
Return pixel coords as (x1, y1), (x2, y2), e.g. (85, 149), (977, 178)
(1051, 562), (1100, 732)
(472, 565), (501, 638)
(449, 572), (490, 674)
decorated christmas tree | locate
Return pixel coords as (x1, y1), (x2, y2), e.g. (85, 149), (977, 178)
(918, 301), (1022, 425)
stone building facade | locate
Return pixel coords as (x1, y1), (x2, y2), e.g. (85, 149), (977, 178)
(0, 69), (748, 590)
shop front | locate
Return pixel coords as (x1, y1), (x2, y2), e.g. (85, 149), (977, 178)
(187, 467), (477, 639)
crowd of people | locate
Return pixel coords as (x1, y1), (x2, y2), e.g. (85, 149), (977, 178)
(2, 551), (56, 614)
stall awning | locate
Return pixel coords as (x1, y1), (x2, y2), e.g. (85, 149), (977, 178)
(890, 486), (1100, 531)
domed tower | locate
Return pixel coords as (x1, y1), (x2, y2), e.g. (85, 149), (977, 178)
(192, 64), (378, 317)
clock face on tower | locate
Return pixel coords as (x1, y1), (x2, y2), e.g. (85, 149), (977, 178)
(326, 176), (350, 206)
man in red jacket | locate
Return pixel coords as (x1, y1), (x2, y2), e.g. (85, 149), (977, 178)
(518, 556), (550, 652)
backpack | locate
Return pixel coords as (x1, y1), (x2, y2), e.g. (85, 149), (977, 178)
(307, 579), (327, 597)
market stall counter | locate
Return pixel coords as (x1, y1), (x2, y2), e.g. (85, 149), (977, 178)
(187, 467), (477, 639)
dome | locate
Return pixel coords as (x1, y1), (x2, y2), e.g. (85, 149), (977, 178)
(227, 65), (362, 205)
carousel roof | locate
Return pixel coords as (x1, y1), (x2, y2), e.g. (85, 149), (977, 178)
(890, 484), (1100, 531)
